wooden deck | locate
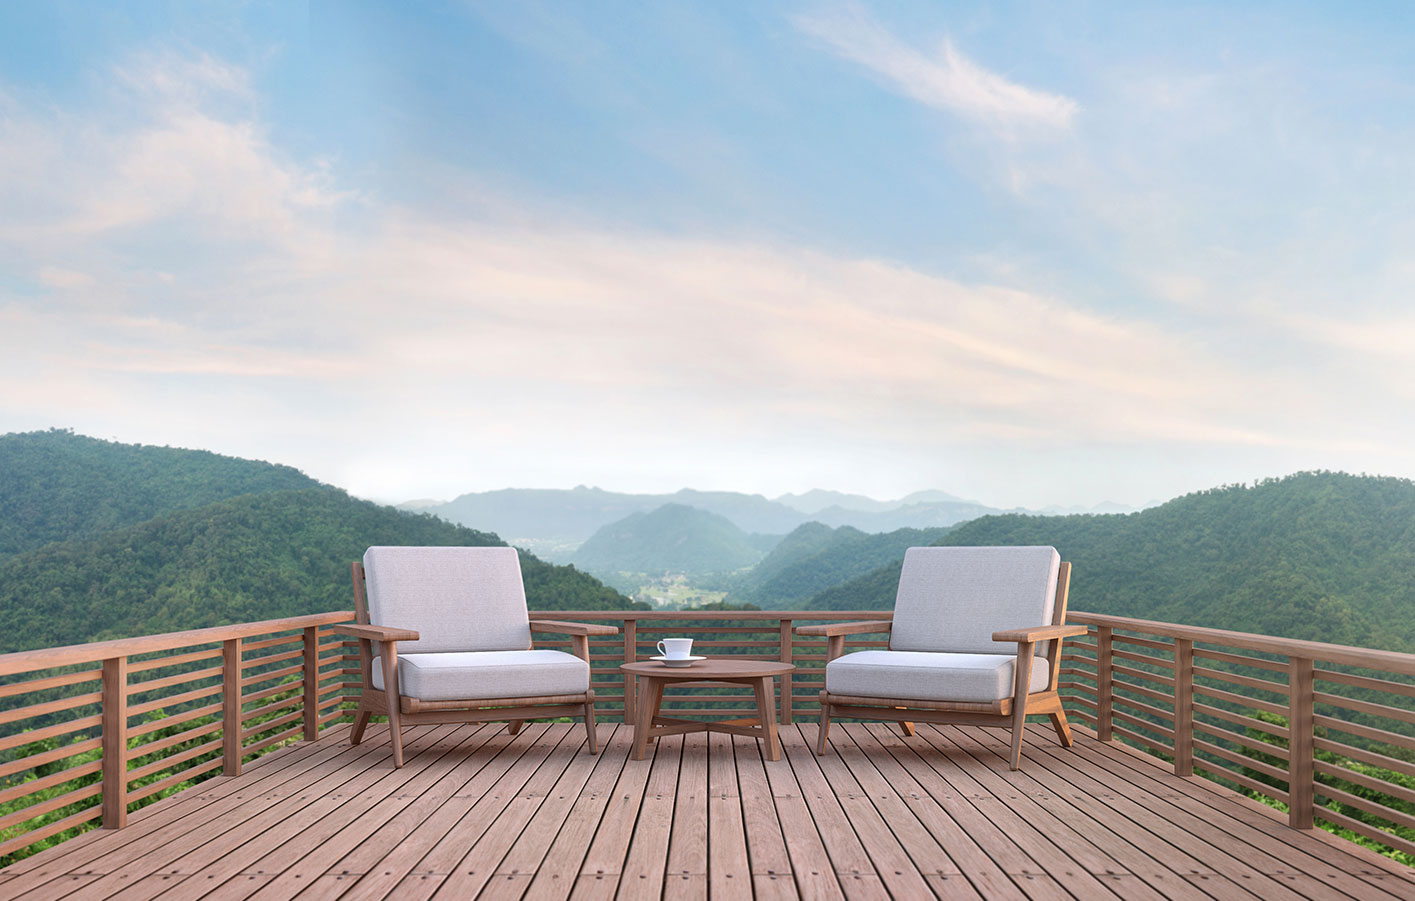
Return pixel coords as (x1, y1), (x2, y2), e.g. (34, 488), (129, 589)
(1, 721), (1411, 901)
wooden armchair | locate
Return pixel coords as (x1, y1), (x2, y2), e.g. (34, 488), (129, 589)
(343, 546), (618, 767)
(798, 546), (1083, 770)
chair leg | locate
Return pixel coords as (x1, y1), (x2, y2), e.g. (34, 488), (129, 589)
(896, 708), (915, 737)
(350, 709), (371, 746)
(379, 654), (405, 768)
(816, 695), (832, 756)
(1050, 710), (1073, 747)
(1009, 649), (1035, 771)
(584, 690), (598, 753)
(507, 720), (524, 736)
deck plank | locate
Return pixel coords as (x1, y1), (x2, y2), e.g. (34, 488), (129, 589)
(179, 724), (500, 901)
(664, 730), (709, 891)
(435, 723), (606, 897)
(992, 724), (1388, 901)
(524, 726), (644, 898)
(333, 722), (574, 899)
(1066, 725), (1415, 899)
(14, 725), (427, 901)
(0, 722), (1407, 900)
(147, 724), (471, 901)
(616, 733), (684, 900)
(783, 725), (936, 898)
(706, 731), (751, 897)
(954, 723), (1307, 901)
(758, 727), (849, 901)
(926, 724), (1214, 901)
(501, 724), (631, 897)
(883, 723), (1127, 901)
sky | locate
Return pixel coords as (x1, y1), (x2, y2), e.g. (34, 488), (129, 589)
(2, 1), (1414, 509)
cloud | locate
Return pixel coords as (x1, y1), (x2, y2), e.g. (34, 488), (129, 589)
(793, 6), (1077, 133)
(3, 43), (1410, 505)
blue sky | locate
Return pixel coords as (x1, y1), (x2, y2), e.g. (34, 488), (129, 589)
(2, 2), (1414, 508)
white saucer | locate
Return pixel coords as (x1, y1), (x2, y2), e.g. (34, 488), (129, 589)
(650, 655), (706, 667)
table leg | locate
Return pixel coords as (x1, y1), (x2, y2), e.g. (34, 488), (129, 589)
(633, 677), (657, 761)
(753, 676), (782, 761)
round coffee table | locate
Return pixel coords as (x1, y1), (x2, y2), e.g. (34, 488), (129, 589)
(620, 659), (795, 761)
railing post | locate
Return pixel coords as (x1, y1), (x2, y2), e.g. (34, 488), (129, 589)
(1174, 638), (1194, 776)
(623, 619), (637, 725)
(1288, 656), (1315, 829)
(1097, 626), (1113, 741)
(223, 638), (243, 776)
(303, 626), (320, 741)
(101, 656), (128, 829)
(779, 618), (793, 725)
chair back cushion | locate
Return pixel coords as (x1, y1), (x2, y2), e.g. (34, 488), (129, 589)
(889, 546), (1060, 655)
(362, 546), (531, 653)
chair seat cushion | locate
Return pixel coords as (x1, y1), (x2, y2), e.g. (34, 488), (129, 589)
(825, 650), (1051, 703)
(371, 649), (589, 701)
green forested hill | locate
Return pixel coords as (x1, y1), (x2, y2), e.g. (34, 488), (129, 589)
(571, 503), (773, 577)
(0, 486), (635, 653)
(806, 472), (1415, 652)
(0, 430), (318, 560)
(732, 522), (953, 607)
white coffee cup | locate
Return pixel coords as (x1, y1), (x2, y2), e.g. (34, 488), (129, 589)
(658, 638), (693, 659)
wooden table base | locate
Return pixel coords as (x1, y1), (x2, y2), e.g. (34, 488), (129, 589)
(630, 673), (784, 761)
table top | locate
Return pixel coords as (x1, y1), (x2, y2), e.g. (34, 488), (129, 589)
(620, 659), (794, 679)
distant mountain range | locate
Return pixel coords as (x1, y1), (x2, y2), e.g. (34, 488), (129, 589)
(571, 503), (778, 577)
(801, 472), (1415, 653)
(0, 430), (634, 652)
(413, 486), (1138, 557)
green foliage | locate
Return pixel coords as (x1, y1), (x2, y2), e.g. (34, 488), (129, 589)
(1233, 711), (1415, 865)
(807, 472), (1415, 652)
(732, 522), (953, 607)
(571, 503), (770, 577)
(0, 436), (638, 653)
(0, 429), (318, 561)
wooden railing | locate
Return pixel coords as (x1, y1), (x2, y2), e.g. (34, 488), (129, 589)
(5, 607), (1411, 866)
(1059, 612), (1415, 861)
(0, 612), (360, 863)
(0, 609), (893, 864)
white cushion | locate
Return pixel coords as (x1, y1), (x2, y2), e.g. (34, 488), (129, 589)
(371, 650), (589, 701)
(363, 546), (531, 653)
(890, 546), (1060, 656)
(826, 650), (1051, 703)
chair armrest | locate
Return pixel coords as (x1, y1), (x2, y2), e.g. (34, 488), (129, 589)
(529, 620), (620, 636)
(795, 620), (893, 637)
(991, 624), (1088, 643)
(337, 623), (420, 642)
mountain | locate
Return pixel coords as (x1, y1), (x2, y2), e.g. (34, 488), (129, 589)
(418, 486), (1007, 555)
(0, 485), (636, 654)
(0, 429), (318, 561)
(806, 500), (1002, 532)
(420, 486), (804, 556)
(571, 503), (774, 577)
(0, 432), (636, 653)
(732, 523), (954, 607)
(805, 472), (1415, 652)
(774, 490), (897, 515)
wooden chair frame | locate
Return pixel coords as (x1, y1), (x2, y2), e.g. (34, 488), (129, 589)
(799, 561), (1084, 770)
(343, 560), (618, 767)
